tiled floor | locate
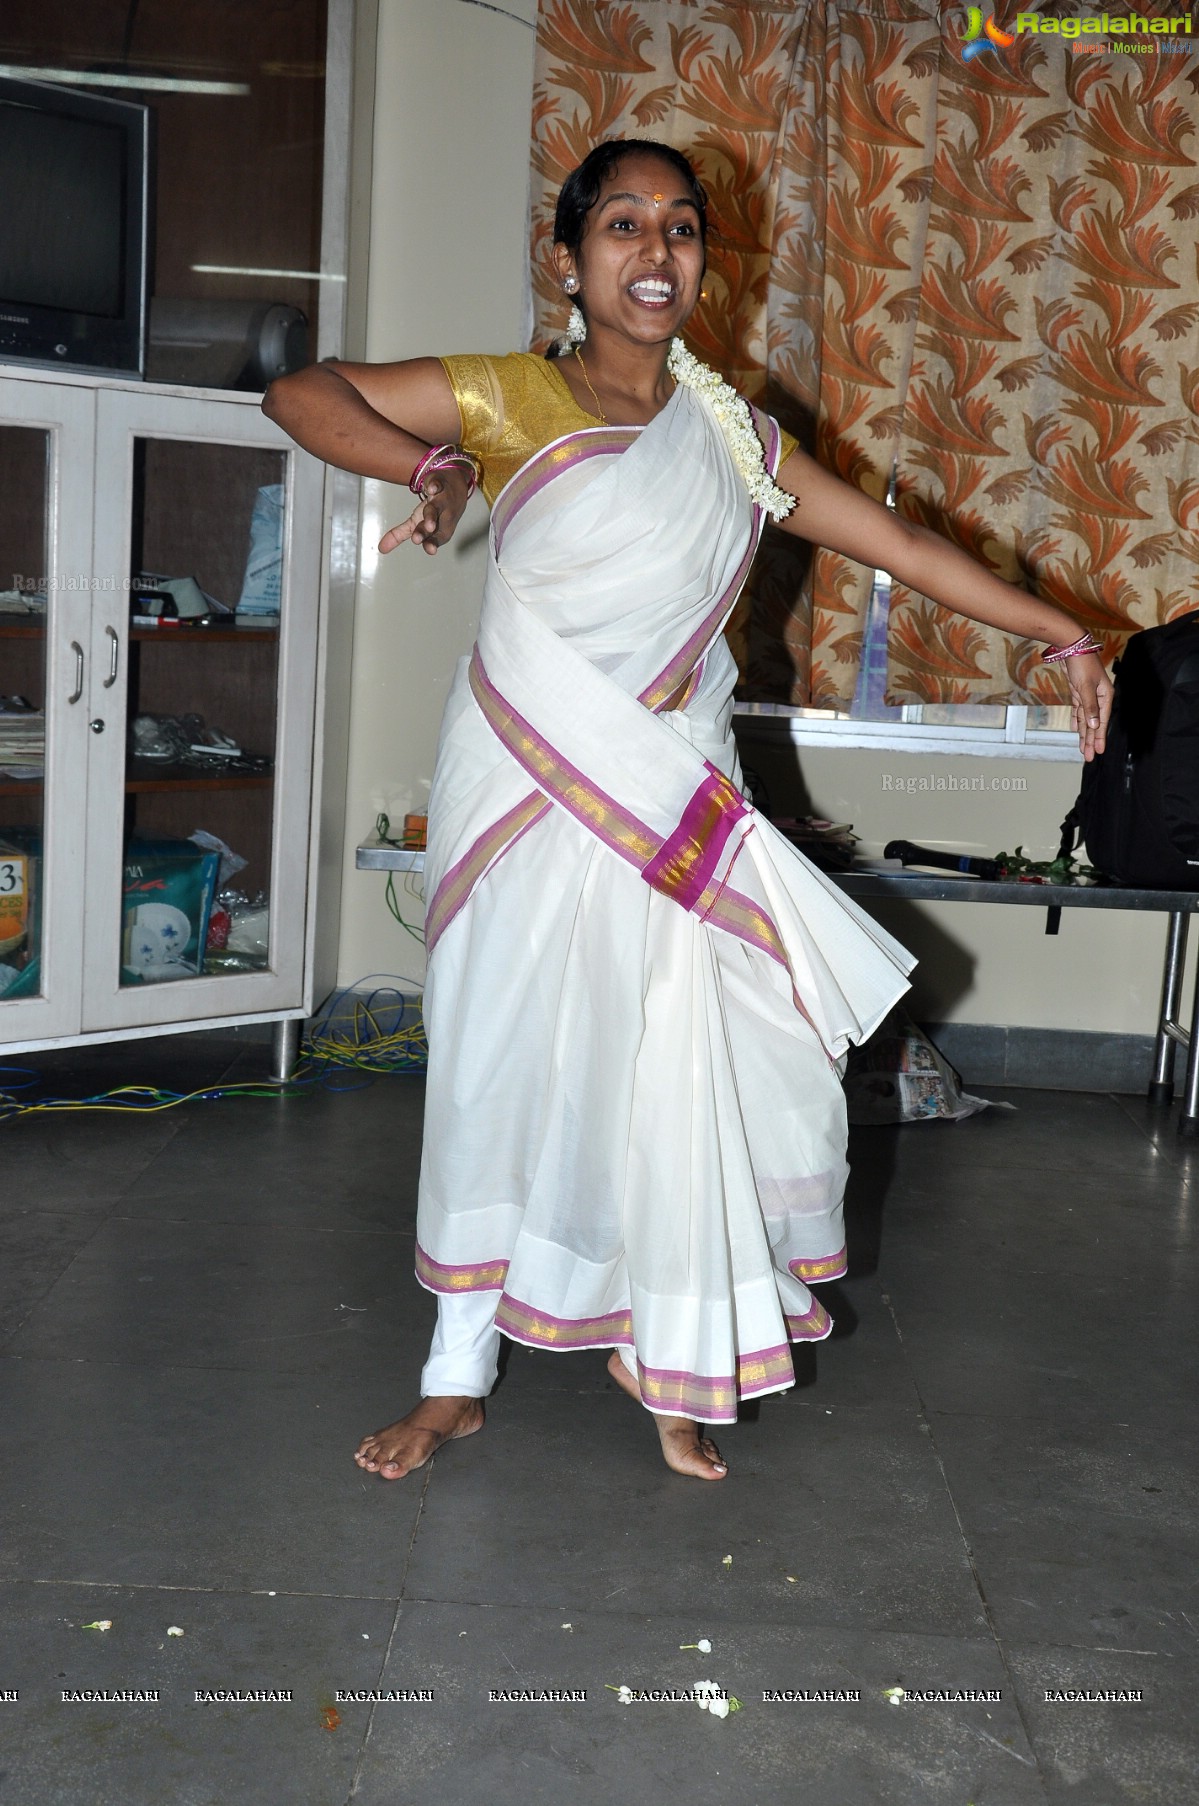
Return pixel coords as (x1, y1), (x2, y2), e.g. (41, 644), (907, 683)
(1, 1033), (1196, 1805)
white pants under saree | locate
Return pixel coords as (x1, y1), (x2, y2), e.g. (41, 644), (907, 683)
(415, 386), (914, 1421)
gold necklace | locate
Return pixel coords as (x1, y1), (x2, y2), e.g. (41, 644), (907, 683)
(572, 344), (608, 425)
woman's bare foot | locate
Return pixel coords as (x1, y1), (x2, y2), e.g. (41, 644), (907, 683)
(606, 1350), (728, 1480)
(354, 1395), (484, 1480)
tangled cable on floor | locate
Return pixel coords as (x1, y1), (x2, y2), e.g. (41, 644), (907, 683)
(297, 979), (427, 1086)
(0, 977), (426, 1123)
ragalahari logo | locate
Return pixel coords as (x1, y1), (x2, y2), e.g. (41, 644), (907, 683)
(961, 7), (1017, 56)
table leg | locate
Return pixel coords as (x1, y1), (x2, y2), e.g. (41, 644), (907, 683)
(1150, 912), (1188, 1107)
(269, 1017), (302, 1085)
(1181, 948), (1199, 1139)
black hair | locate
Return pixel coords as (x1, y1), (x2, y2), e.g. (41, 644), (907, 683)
(552, 138), (708, 257)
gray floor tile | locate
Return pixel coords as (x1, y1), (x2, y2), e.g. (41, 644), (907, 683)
(925, 1412), (1199, 1658)
(1006, 1645), (1199, 1806)
(864, 1090), (1184, 1181)
(0, 1578), (393, 1806)
(1113, 1091), (1199, 1163)
(0, 1357), (427, 1597)
(0, 1211), (100, 1343)
(403, 1386), (987, 1638)
(352, 1601), (1044, 1806)
(885, 1271), (1197, 1425)
(873, 1158), (1199, 1283)
(112, 1079), (424, 1231)
(0, 1113), (185, 1213)
(0, 1035), (1193, 1802)
(6, 1216), (435, 1376)
(790, 1273), (922, 1411)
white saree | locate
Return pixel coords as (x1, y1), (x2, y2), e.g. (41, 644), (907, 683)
(415, 383), (914, 1422)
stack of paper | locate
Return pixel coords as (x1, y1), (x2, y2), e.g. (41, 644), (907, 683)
(0, 712), (45, 780)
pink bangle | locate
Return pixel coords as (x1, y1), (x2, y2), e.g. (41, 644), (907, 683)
(409, 444), (479, 499)
(1042, 633), (1102, 665)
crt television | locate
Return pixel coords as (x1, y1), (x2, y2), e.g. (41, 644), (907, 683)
(0, 75), (151, 378)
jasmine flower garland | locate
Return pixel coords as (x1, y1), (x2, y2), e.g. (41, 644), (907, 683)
(666, 337), (795, 523)
(562, 307), (794, 522)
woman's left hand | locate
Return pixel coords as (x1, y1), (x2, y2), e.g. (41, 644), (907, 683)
(1066, 652), (1113, 762)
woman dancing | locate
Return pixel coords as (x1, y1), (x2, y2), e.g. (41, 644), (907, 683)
(265, 139), (1111, 1483)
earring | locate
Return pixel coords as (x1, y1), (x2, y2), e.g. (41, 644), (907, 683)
(565, 303), (587, 343)
(564, 276), (578, 293)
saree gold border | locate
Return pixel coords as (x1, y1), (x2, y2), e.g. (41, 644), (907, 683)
(637, 1370), (739, 1415)
(787, 1299), (833, 1339)
(699, 879), (786, 960)
(415, 1246), (509, 1293)
(469, 655), (659, 862)
(492, 428), (639, 550)
(791, 1249), (848, 1281)
(698, 878), (835, 1066)
(647, 776), (745, 903)
(732, 1345), (797, 1394)
(425, 792), (550, 950)
(495, 1295), (634, 1348)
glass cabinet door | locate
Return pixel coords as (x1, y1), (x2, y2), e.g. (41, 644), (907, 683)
(82, 388), (324, 1032)
(0, 379), (94, 1041)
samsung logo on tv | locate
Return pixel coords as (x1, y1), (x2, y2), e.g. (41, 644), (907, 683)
(0, 312), (31, 324)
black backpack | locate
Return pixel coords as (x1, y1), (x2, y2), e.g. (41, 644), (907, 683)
(1060, 611), (1199, 889)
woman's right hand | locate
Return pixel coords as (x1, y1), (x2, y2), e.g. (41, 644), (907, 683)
(379, 466), (473, 557)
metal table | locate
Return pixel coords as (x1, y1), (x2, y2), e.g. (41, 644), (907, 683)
(827, 864), (1199, 1134)
(354, 835), (1199, 1133)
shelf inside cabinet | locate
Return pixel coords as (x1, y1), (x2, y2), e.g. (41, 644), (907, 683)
(125, 759), (275, 792)
(0, 763), (276, 798)
(0, 622), (278, 642)
(129, 623), (278, 643)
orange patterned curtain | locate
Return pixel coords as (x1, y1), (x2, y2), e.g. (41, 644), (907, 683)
(530, 2), (1199, 706)
(888, 34), (1199, 703)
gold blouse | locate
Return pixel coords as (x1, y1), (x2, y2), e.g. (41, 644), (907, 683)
(439, 351), (797, 508)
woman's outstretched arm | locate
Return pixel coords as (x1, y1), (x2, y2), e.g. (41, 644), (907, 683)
(775, 445), (1113, 759)
(262, 356), (468, 554)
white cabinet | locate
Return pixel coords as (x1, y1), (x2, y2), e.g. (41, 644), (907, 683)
(0, 365), (330, 1057)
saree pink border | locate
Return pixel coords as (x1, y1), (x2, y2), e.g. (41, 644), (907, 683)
(415, 1244), (509, 1294)
(469, 648), (660, 865)
(637, 416), (779, 711)
(791, 1247), (848, 1282)
(494, 1293), (633, 1349)
(492, 426), (640, 556)
(414, 1246), (836, 1418)
(425, 791), (550, 954)
(640, 765), (748, 912)
(428, 412), (786, 960)
(785, 1298), (833, 1340)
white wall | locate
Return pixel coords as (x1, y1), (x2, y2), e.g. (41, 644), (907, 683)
(334, 0), (1176, 1040)
(335, 0), (537, 989)
(741, 734), (1179, 1038)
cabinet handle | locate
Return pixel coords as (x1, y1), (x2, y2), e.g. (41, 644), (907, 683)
(103, 624), (120, 689)
(68, 640), (84, 704)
